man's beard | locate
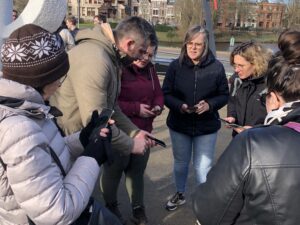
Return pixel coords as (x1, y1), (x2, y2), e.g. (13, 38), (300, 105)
(119, 54), (136, 67)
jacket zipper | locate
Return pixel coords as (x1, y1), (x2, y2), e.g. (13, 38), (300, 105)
(193, 66), (197, 136)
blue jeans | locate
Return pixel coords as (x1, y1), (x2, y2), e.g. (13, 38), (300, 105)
(169, 129), (217, 193)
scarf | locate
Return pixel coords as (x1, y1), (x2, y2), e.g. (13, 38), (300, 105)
(264, 100), (300, 125)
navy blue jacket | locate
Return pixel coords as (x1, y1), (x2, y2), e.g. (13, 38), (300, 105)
(162, 51), (229, 136)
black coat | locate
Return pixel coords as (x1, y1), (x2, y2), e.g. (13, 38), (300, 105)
(193, 103), (300, 225)
(227, 73), (267, 126)
(162, 51), (229, 136)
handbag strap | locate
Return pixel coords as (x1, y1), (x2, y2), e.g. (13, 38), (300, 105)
(48, 146), (66, 177)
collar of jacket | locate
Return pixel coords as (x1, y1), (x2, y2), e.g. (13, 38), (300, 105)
(128, 62), (153, 76)
(241, 74), (266, 84)
(265, 101), (300, 125)
(183, 49), (216, 68)
(0, 79), (55, 121)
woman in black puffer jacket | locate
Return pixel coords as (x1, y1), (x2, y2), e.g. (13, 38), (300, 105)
(162, 25), (229, 211)
(193, 30), (300, 225)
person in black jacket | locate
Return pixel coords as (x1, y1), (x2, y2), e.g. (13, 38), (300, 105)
(224, 41), (272, 136)
(162, 25), (229, 211)
(193, 29), (300, 225)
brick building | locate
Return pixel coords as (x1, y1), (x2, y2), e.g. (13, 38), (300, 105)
(216, 0), (285, 30)
(257, 1), (285, 29)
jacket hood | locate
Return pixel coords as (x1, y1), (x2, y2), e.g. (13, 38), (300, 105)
(0, 78), (51, 122)
(75, 25), (117, 64)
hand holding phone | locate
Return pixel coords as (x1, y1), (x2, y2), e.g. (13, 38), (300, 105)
(89, 108), (114, 142)
(219, 118), (243, 128)
(187, 106), (198, 113)
(146, 135), (166, 148)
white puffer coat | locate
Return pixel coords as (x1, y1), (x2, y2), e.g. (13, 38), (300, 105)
(0, 79), (100, 225)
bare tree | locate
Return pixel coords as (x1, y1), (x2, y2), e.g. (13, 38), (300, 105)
(139, 0), (152, 22)
(285, 0), (300, 28)
(174, 0), (204, 37)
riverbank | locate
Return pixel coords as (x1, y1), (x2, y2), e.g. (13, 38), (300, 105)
(157, 31), (279, 46)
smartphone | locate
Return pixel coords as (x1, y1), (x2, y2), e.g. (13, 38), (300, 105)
(89, 108), (114, 142)
(219, 118), (243, 128)
(151, 108), (160, 113)
(187, 106), (197, 113)
(147, 135), (167, 148)
(97, 108), (114, 128)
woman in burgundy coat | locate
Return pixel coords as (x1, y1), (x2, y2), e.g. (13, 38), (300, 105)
(102, 31), (164, 225)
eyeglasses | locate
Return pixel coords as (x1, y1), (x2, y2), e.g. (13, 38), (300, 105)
(233, 64), (247, 70)
(186, 42), (203, 49)
(59, 75), (67, 85)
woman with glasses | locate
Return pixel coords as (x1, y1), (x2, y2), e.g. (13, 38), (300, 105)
(100, 31), (163, 225)
(224, 41), (272, 136)
(193, 29), (300, 225)
(162, 25), (229, 211)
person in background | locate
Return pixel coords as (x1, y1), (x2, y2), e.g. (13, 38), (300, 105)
(193, 29), (300, 225)
(12, 9), (18, 21)
(57, 20), (75, 51)
(93, 14), (107, 25)
(101, 29), (163, 225)
(162, 25), (229, 211)
(0, 24), (118, 225)
(66, 16), (79, 38)
(223, 41), (272, 136)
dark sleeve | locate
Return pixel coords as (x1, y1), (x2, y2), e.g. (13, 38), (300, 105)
(151, 67), (164, 108)
(227, 73), (239, 118)
(206, 64), (229, 112)
(162, 61), (185, 113)
(193, 132), (251, 225)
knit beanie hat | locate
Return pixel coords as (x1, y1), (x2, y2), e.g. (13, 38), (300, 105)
(1, 24), (69, 88)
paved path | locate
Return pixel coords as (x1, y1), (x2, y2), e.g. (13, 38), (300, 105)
(93, 75), (233, 225)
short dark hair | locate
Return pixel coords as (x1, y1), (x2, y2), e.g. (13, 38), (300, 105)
(142, 21), (158, 55)
(12, 9), (18, 19)
(94, 14), (106, 23)
(266, 30), (300, 102)
(114, 16), (150, 45)
(66, 16), (77, 25)
(99, 14), (107, 23)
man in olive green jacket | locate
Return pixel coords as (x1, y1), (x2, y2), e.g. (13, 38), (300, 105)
(50, 17), (153, 156)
